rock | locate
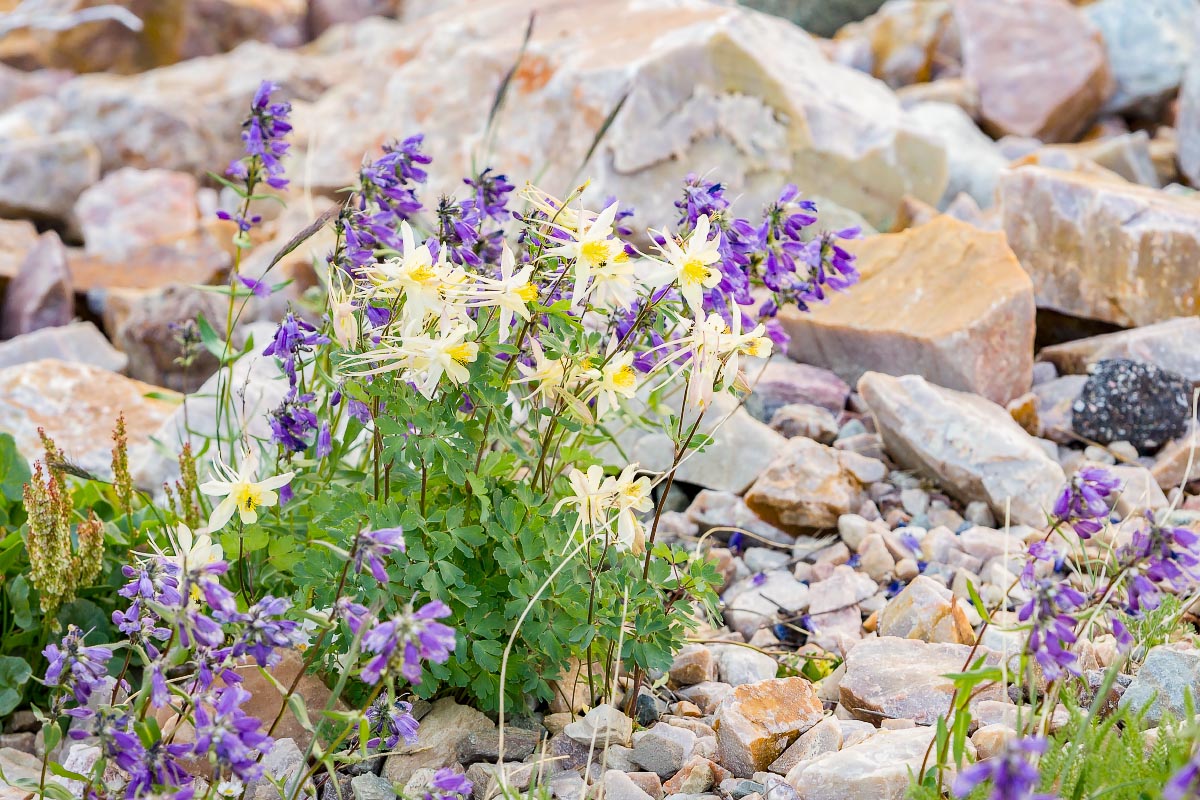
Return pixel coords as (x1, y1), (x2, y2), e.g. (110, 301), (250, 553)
(839, 637), (1006, 724)
(1040, 318), (1200, 384)
(0, 746), (46, 800)
(310, 0), (403, 36)
(1152, 429), (1200, 490)
(385, 699), (496, 785)
(0, 131), (100, 223)
(714, 678), (824, 777)
(858, 533), (896, 581)
(0, 321), (125, 372)
(738, 0), (887, 36)
(299, 0), (946, 231)
(351, 773), (397, 800)
(999, 166), (1200, 328)
(716, 647), (779, 687)
(807, 566), (877, 615)
(1012, 132), (1160, 188)
(181, 0), (308, 59)
(744, 360), (851, 419)
(786, 727), (963, 800)
(724, 572), (810, 640)
(671, 646), (718, 686)
(859, 372), (1066, 527)
(663, 756), (729, 795)
(601, 770), (654, 800)
(0, 219), (39, 280)
(1101, 462), (1169, 517)
(780, 216), (1035, 406)
(805, 606), (864, 652)
(1072, 359), (1191, 453)
(1085, 0), (1196, 114)
(455, 728), (541, 764)
(0, 359), (176, 480)
(877, 575), (974, 644)
(745, 438), (885, 532)
(768, 404), (839, 443)
(970, 724), (1016, 760)
(1180, 14), (1200, 186)
(75, 168), (200, 259)
(1118, 646), (1200, 726)
(467, 763), (534, 799)
(1032, 375), (1087, 445)
(564, 705), (633, 748)
(766, 716), (840, 775)
(686, 490), (794, 546)
(903, 102), (1006, 210)
(240, 651), (346, 751)
(955, 0), (1111, 142)
(1, 232), (73, 339)
(832, 1), (955, 89)
(249, 738), (306, 800)
(632, 723), (696, 777)
(635, 395), (786, 494)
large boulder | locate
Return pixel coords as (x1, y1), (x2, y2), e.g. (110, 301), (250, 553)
(0, 131), (100, 223)
(955, 0), (1112, 141)
(999, 166), (1200, 328)
(1039, 317), (1200, 384)
(0, 232), (73, 339)
(786, 727), (965, 800)
(858, 372), (1065, 527)
(296, 0), (947, 229)
(1119, 646), (1200, 726)
(903, 102), (1007, 209)
(781, 216), (1035, 405)
(1085, 0), (1197, 115)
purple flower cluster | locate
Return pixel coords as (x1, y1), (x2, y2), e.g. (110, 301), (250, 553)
(1052, 467), (1119, 538)
(1122, 511), (1200, 615)
(1167, 755), (1200, 800)
(193, 685), (274, 782)
(263, 312), (330, 453)
(228, 81), (292, 191)
(365, 696), (420, 749)
(1019, 543), (1087, 682)
(424, 768), (473, 800)
(361, 600), (456, 685)
(954, 736), (1052, 800)
(43, 625), (113, 705)
(356, 526), (406, 583)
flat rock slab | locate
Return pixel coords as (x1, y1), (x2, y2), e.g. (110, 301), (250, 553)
(786, 727), (964, 800)
(1040, 317), (1200, 384)
(1119, 646), (1200, 726)
(0, 321), (126, 373)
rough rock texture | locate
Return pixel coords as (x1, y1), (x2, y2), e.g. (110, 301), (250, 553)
(0, 131), (100, 222)
(1072, 360), (1191, 453)
(0, 219), (40, 280)
(0, 232), (74, 338)
(1032, 375), (1087, 444)
(1180, 13), (1200, 186)
(745, 437), (886, 531)
(903, 102), (1007, 210)
(858, 373), (1065, 527)
(384, 699), (495, 785)
(877, 575), (974, 644)
(1085, 0), (1196, 114)
(832, 1), (955, 89)
(723, 572), (809, 640)
(1119, 646), (1200, 726)
(74, 167), (200, 259)
(1040, 317), (1200, 384)
(714, 678), (823, 777)
(0, 321), (127, 372)
(1000, 166), (1200, 328)
(1011, 131), (1159, 189)
(767, 715), (840, 775)
(0, 359), (177, 480)
(297, 0), (946, 230)
(786, 727), (961, 800)
(738, 0), (888, 37)
(784, 216), (1032, 405)
(955, 0), (1112, 142)
(744, 359), (850, 419)
(840, 637), (1006, 725)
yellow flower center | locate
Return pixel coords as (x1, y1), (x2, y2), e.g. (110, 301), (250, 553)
(580, 240), (611, 266)
(681, 258), (711, 286)
(234, 483), (262, 514)
(409, 264), (437, 283)
(515, 283), (539, 302)
(611, 365), (636, 392)
(446, 342), (477, 364)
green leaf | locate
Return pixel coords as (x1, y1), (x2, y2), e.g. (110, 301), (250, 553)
(6, 575), (32, 629)
(195, 313), (230, 361)
(0, 432), (31, 502)
(965, 577), (990, 624)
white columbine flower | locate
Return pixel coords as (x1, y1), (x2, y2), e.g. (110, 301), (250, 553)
(362, 221), (444, 324)
(604, 464), (653, 554)
(554, 465), (612, 530)
(150, 524), (224, 574)
(595, 350), (638, 420)
(511, 339), (565, 402)
(199, 450), (295, 530)
(466, 244), (538, 342)
(543, 201), (624, 308)
(646, 215), (723, 314)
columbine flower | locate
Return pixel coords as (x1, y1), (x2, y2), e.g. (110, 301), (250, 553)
(43, 625), (113, 705)
(954, 736), (1051, 800)
(592, 343), (638, 420)
(418, 324), (480, 397)
(512, 339), (565, 403)
(465, 244), (537, 342)
(605, 464), (653, 553)
(199, 450), (295, 530)
(365, 697), (420, 749)
(328, 272), (360, 349)
(556, 465), (611, 531)
(424, 768), (473, 800)
(543, 201), (623, 307)
(364, 221), (444, 324)
(1052, 467), (1119, 538)
(155, 524), (224, 574)
(356, 527), (406, 583)
(361, 600), (456, 685)
(647, 215), (723, 315)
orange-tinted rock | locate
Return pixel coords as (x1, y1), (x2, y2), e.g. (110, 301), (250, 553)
(780, 215), (1035, 405)
(75, 168), (200, 259)
(832, 0), (955, 88)
(714, 677), (823, 777)
(877, 575), (974, 644)
(67, 235), (227, 292)
(956, 0), (1112, 141)
(999, 166), (1200, 327)
(0, 219), (40, 280)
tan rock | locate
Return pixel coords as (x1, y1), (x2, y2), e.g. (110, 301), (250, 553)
(384, 699), (495, 785)
(780, 216), (1035, 406)
(767, 715), (841, 775)
(1039, 317), (1200, 383)
(971, 724), (1016, 760)
(669, 645), (717, 686)
(877, 575), (974, 644)
(1152, 428), (1200, 490)
(714, 677), (823, 777)
(897, 78), (980, 118)
(75, 168), (200, 259)
(1, 232), (73, 339)
(1031, 375), (1087, 445)
(0, 746), (41, 800)
(0, 359), (177, 480)
(858, 372), (1066, 527)
(839, 637), (1007, 725)
(1006, 393), (1040, 437)
(1011, 131), (1160, 188)
(956, 0), (1112, 142)
(787, 727), (966, 800)
(745, 437), (885, 532)
(1000, 166), (1200, 327)
(0, 219), (39, 280)
(832, 0), (955, 88)
(296, 0), (947, 230)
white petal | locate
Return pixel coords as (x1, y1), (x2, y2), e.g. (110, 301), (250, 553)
(207, 497), (237, 532)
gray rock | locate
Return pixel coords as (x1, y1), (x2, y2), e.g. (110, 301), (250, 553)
(250, 738), (305, 800)
(858, 372), (1066, 527)
(785, 727), (966, 799)
(384, 699), (495, 785)
(724, 571), (810, 640)
(904, 102), (1006, 210)
(1119, 646), (1200, 726)
(686, 490), (794, 546)
(716, 646), (779, 687)
(1181, 13), (1200, 185)
(455, 727), (541, 765)
(767, 716), (840, 775)
(738, 0), (887, 37)
(563, 704), (633, 748)
(0, 130), (99, 223)
(350, 774), (397, 800)
(1, 232), (73, 339)
(602, 770), (655, 800)
(1085, 0), (1196, 114)
(768, 403), (839, 443)
(466, 763), (534, 799)
(0, 321), (126, 372)
(807, 565), (877, 615)
(632, 723), (697, 778)
(744, 360), (851, 420)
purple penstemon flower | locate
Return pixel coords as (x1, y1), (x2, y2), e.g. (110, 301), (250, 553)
(43, 625), (113, 705)
(1121, 510), (1200, 615)
(424, 768), (473, 800)
(365, 696), (420, 749)
(953, 736), (1052, 800)
(120, 559), (183, 606)
(269, 393), (320, 454)
(1053, 466), (1120, 538)
(227, 80), (292, 191)
(356, 526), (406, 583)
(361, 600), (456, 685)
(263, 312), (328, 395)
(192, 685), (274, 782)
(237, 275), (272, 298)
(231, 595), (301, 668)
(1018, 544), (1086, 682)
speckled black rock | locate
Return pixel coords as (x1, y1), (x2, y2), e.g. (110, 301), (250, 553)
(1071, 359), (1191, 453)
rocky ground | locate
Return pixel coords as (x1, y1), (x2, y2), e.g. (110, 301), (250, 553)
(3, 0), (1200, 798)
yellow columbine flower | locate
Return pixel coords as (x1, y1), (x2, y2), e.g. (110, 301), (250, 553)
(199, 450), (294, 530)
(646, 214), (723, 314)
